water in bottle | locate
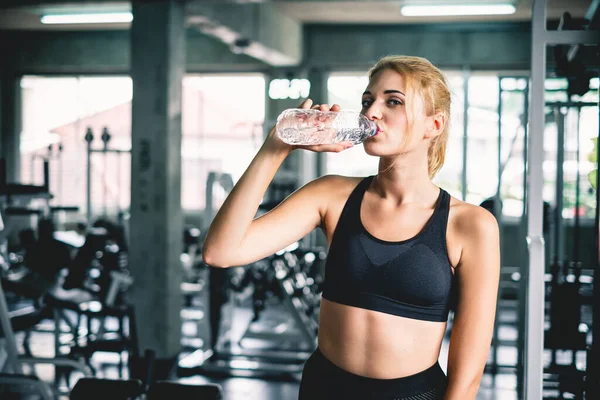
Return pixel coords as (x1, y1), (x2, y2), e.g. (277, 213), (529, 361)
(276, 109), (377, 145)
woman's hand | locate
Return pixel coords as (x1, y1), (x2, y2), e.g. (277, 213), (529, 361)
(264, 98), (354, 154)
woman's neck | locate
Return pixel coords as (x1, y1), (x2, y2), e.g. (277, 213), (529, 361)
(375, 156), (438, 206)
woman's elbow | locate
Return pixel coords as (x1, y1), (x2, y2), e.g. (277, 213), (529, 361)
(201, 244), (230, 268)
(445, 375), (482, 399)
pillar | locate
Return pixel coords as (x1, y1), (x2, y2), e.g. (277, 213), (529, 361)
(129, 0), (185, 378)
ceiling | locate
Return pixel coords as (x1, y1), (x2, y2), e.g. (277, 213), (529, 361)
(0, 0), (594, 30)
(275, 0), (592, 24)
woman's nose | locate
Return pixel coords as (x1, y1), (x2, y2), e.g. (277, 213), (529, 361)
(365, 104), (382, 120)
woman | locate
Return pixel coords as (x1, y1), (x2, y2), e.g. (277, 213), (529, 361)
(202, 55), (500, 400)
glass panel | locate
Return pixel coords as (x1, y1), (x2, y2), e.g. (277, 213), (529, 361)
(543, 106), (559, 210)
(21, 74), (266, 216)
(577, 79), (599, 103)
(577, 106), (598, 219)
(545, 78), (569, 103)
(20, 76), (132, 217)
(434, 73), (464, 199)
(542, 105), (598, 220)
(499, 81), (527, 217)
(562, 107), (581, 219)
(466, 75), (499, 206)
(181, 74), (265, 210)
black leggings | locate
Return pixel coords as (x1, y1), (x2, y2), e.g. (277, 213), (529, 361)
(299, 348), (447, 400)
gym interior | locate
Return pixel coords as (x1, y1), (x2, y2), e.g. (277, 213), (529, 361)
(0, 0), (598, 399)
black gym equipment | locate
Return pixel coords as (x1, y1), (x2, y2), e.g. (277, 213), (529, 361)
(544, 259), (589, 398)
(44, 223), (136, 378)
(0, 164), (137, 379)
(147, 381), (223, 400)
(70, 378), (224, 400)
(85, 126), (131, 225)
(70, 366), (224, 400)
(180, 241), (326, 379)
(585, 70), (600, 400)
(179, 172), (331, 379)
(486, 72), (598, 399)
(541, 100), (597, 399)
(70, 378), (144, 400)
(1, 246), (93, 399)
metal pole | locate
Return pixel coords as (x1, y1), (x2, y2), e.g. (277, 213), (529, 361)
(30, 154), (34, 183)
(0, 282), (24, 374)
(573, 107), (581, 263)
(85, 127), (93, 225)
(522, 79), (530, 216)
(517, 78), (530, 398)
(58, 144), (63, 205)
(555, 107), (565, 262)
(497, 77), (503, 199)
(525, 1), (547, 398)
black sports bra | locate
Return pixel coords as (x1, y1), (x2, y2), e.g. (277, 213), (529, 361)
(321, 176), (456, 322)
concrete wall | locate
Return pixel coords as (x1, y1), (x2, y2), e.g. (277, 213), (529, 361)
(0, 29), (266, 75)
(3, 22), (598, 75)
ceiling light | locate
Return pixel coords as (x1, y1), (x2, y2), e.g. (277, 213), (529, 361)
(41, 12), (133, 24)
(401, 4), (516, 17)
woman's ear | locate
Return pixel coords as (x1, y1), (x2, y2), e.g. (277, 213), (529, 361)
(424, 113), (446, 139)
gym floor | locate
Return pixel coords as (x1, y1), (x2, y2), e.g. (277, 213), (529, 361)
(20, 305), (521, 400)
(21, 332), (519, 400)
(177, 363), (520, 400)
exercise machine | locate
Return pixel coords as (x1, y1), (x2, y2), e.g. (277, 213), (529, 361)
(180, 242), (325, 379)
(85, 126), (131, 225)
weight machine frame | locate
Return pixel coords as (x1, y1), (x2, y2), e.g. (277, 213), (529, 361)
(85, 126), (131, 225)
(528, 1), (600, 398)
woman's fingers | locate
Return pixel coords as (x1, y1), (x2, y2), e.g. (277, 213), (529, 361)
(300, 141), (354, 153)
(299, 99), (313, 109)
(302, 100), (339, 112)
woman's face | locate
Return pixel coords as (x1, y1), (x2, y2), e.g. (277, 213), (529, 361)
(360, 68), (429, 157)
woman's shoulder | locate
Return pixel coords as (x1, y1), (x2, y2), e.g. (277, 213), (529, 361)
(304, 175), (367, 206)
(445, 194), (500, 270)
(311, 174), (366, 194)
(447, 194), (499, 241)
(314, 174), (366, 185)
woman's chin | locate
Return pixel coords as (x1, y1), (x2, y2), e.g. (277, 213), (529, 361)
(363, 140), (386, 157)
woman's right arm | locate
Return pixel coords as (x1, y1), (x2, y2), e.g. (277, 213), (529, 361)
(202, 100), (352, 268)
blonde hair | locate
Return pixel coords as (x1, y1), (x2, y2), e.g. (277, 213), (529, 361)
(368, 55), (451, 178)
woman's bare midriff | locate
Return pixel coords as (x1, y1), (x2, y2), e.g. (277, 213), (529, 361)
(317, 297), (447, 379)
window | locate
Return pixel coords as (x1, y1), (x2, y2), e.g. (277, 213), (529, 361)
(436, 73), (464, 199)
(542, 78), (598, 220)
(570, 106), (598, 219)
(181, 74), (265, 210)
(20, 74), (266, 218)
(20, 76), (132, 216)
(499, 77), (528, 218)
(466, 75), (500, 206)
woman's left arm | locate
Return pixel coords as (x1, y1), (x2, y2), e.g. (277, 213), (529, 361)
(444, 207), (501, 400)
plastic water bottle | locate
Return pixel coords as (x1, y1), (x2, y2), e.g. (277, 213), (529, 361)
(276, 109), (377, 145)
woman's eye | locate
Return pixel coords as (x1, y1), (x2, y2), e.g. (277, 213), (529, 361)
(361, 100), (372, 108)
(388, 99), (403, 106)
